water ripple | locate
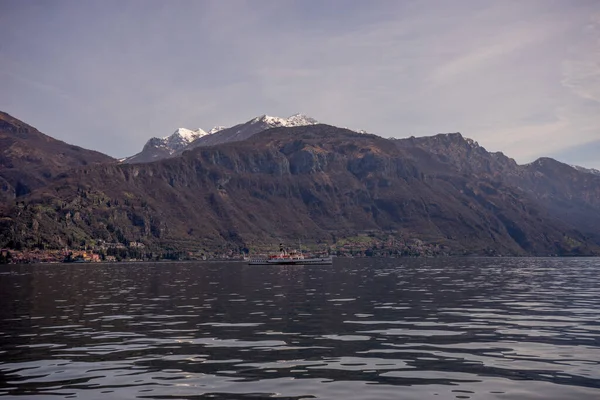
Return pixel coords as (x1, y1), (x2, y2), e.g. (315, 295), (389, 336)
(1, 258), (600, 399)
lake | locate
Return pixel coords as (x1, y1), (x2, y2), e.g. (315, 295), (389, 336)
(1, 258), (599, 399)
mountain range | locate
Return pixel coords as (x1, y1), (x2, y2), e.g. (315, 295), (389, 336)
(123, 114), (319, 164)
(1, 110), (600, 256)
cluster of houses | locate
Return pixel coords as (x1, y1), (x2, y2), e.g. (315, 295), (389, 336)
(0, 248), (102, 264)
(0, 234), (449, 264)
(0, 241), (134, 264)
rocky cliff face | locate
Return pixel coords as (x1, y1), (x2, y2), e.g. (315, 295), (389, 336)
(3, 123), (599, 256)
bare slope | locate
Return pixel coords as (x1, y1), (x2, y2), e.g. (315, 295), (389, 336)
(0, 111), (114, 201)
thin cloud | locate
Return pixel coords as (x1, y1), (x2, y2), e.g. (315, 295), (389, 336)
(562, 60), (600, 103)
(0, 1), (598, 168)
(428, 23), (555, 87)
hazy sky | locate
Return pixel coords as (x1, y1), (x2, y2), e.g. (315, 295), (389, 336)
(1, 0), (599, 168)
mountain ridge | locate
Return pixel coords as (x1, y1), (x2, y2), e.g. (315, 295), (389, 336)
(123, 113), (320, 164)
(0, 111), (114, 202)
(2, 114), (599, 257)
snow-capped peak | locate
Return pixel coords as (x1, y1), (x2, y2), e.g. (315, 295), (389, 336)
(166, 128), (208, 141)
(208, 126), (226, 134)
(285, 113), (319, 126)
(250, 114), (283, 124)
(149, 128), (211, 155)
(249, 113), (319, 128)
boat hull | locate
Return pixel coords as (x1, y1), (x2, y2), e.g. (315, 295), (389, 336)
(248, 256), (333, 266)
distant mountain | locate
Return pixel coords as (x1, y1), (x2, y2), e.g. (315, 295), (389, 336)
(519, 158), (600, 237)
(123, 127), (209, 164)
(394, 133), (600, 246)
(182, 113), (319, 151)
(0, 111), (114, 202)
(3, 122), (600, 256)
(123, 114), (319, 164)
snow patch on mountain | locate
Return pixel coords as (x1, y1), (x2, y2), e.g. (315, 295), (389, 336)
(180, 113), (320, 151)
(571, 165), (600, 176)
(121, 127), (211, 163)
(284, 113), (319, 126)
(162, 128), (209, 153)
(208, 126), (227, 134)
(168, 128), (207, 142)
(248, 113), (319, 128)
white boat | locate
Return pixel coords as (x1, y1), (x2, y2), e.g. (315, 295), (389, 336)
(248, 244), (332, 265)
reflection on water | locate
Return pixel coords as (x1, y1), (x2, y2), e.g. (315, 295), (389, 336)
(1, 258), (600, 399)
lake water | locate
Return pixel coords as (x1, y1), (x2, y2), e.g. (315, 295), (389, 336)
(1, 258), (600, 399)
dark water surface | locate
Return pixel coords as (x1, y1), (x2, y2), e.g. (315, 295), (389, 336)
(1, 258), (600, 399)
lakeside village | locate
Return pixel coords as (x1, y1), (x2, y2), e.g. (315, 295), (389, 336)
(0, 235), (449, 264)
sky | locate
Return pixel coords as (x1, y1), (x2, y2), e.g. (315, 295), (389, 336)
(1, 0), (599, 168)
